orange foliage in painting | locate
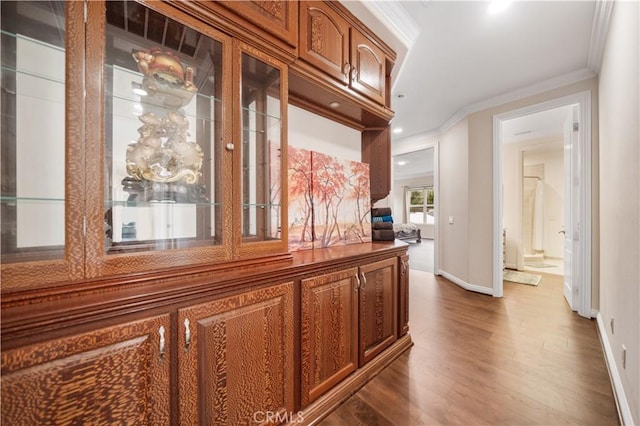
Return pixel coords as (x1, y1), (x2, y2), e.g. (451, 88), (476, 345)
(312, 152), (348, 247)
(347, 161), (371, 237)
(288, 146), (313, 243)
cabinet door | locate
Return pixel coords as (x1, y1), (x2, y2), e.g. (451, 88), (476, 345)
(399, 254), (410, 337)
(359, 257), (397, 365)
(236, 43), (289, 258)
(299, 1), (350, 85)
(0, 1), (86, 290)
(178, 282), (294, 424)
(85, 0), (235, 277)
(301, 267), (359, 406)
(350, 29), (386, 105)
(1, 315), (170, 425)
(218, 1), (298, 47)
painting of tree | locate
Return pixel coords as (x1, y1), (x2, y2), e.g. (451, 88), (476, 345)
(288, 147), (372, 250)
(288, 146), (313, 250)
(344, 160), (371, 244)
(311, 151), (348, 247)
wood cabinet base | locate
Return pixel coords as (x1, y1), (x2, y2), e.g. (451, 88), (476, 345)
(292, 334), (413, 425)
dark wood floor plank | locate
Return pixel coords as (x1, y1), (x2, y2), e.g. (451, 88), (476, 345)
(319, 270), (619, 425)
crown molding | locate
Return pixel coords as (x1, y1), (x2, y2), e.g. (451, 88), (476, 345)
(359, 1), (420, 49)
(587, 0), (615, 73)
(438, 67), (596, 135)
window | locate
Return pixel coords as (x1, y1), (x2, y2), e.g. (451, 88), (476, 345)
(406, 186), (434, 224)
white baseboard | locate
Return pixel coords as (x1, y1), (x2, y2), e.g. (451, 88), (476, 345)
(596, 312), (634, 425)
(437, 270), (494, 296)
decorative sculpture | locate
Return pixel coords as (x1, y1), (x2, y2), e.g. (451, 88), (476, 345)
(123, 48), (206, 203)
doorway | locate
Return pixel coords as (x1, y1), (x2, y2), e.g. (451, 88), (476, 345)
(392, 146), (438, 273)
(493, 91), (592, 318)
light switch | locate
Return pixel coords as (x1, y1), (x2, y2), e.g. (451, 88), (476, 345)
(448, 216), (454, 224)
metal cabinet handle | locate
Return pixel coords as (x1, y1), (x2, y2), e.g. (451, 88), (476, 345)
(343, 62), (351, 78)
(184, 318), (191, 351)
(158, 325), (166, 360)
(360, 272), (367, 289)
(351, 67), (358, 82)
(355, 274), (361, 292)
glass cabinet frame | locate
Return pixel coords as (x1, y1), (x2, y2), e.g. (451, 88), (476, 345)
(1, 0), (289, 290)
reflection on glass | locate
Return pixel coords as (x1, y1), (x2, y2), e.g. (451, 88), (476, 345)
(240, 53), (282, 241)
(1, 1), (66, 264)
(104, 1), (223, 253)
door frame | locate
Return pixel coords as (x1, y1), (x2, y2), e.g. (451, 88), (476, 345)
(492, 91), (592, 318)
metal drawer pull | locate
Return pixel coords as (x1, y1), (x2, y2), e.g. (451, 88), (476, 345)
(184, 318), (191, 351)
(158, 325), (166, 360)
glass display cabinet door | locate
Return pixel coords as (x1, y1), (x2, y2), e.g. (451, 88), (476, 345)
(84, 1), (233, 277)
(1, 1), (85, 290)
(236, 45), (288, 257)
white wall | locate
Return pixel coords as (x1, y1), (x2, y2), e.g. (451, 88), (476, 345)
(288, 104), (360, 161)
(438, 118), (469, 281)
(598, 0), (640, 423)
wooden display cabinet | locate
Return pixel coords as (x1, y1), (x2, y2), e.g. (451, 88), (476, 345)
(1, 0), (289, 291)
(1, 1), (408, 424)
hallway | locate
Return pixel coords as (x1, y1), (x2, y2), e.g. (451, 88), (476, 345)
(320, 270), (619, 425)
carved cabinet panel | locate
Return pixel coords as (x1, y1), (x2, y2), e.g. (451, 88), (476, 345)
(177, 282), (294, 424)
(301, 267), (359, 406)
(399, 254), (410, 337)
(359, 257), (398, 366)
(1, 315), (170, 425)
(299, 1), (350, 85)
(218, 0), (299, 47)
(349, 28), (386, 105)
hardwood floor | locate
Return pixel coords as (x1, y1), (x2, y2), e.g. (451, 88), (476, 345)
(319, 270), (619, 425)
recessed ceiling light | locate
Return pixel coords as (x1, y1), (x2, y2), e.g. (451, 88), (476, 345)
(329, 101), (341, 109)
(397, 161), (407, 166)
(488, 0), (511, 15)
(393, 128), (403, 134)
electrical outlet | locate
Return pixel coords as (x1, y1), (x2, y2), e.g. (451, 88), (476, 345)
(610, 317), (614, 334)
(622, 345), (626, 369)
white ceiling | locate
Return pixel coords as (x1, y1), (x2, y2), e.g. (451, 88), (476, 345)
(344, 0), (607, 143)
(393, 148), (434, 181)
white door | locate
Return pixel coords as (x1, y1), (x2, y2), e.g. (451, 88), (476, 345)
(563, 105), (580, 310)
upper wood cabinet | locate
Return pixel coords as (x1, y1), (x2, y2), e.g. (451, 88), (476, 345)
(298, 1), (388, 106)
(216, 0), (299, 48)
(1, 314), (170, 425)
(1, 0), (289, 291)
